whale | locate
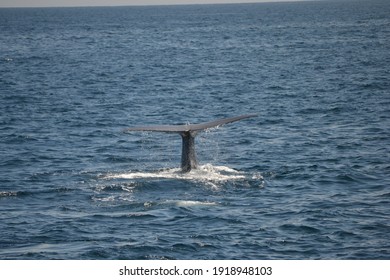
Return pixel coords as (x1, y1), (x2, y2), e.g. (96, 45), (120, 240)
(124, 114), (257, 172)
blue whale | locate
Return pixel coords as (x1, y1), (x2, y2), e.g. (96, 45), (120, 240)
(124, 114), (257, 172)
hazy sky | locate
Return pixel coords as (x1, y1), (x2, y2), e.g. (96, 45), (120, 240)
(0, 0), (309, 8)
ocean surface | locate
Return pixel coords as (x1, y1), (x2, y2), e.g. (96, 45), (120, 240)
(1, 0), (389, 260)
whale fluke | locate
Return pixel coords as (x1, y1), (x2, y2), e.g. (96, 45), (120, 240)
(124, 114), (257, 172)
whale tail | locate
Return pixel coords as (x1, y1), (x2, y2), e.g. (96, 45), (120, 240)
(124, 114), (257, 172)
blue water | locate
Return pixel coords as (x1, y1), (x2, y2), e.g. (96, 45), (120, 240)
(1, 0), (390, 260)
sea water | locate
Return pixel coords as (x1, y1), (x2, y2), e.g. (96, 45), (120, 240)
(0, 0), (389, 259)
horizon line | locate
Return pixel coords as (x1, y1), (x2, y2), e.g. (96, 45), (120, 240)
(0, 0), (314, 9)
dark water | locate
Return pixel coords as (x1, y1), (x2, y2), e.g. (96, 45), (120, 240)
(1, 0), (390, 259)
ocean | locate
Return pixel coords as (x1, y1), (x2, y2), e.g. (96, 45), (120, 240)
(0, 0), (389, 259)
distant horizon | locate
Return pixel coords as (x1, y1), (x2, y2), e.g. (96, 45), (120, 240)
(0, 0), (314, 8)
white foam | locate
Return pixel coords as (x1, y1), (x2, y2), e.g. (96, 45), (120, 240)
(103, 164), (249, 184)
(0, 191), (18, 197)
(166, 200), (218, 207)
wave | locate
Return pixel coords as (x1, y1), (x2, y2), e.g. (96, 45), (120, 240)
(163, 200), (218, 207)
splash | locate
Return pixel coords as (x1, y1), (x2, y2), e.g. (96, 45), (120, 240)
(105, 164), (245, 181)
